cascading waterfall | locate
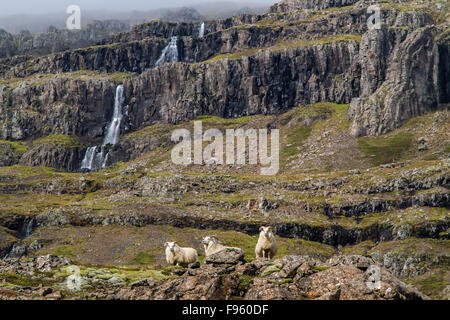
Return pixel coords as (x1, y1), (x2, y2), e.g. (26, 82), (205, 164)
(103, 85), (124, 146)
(194, 23), (205, 61)
(198, 22), (205, 37)
(81, 85), (125, 171)
(80, 146), (97, 170)
(21, 218), (34, 238)
(155, 36), (179, 67)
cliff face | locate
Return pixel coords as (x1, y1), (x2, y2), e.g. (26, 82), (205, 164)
(0, 0), (450, 299)
(0, 75), (118, 141)
(270, 0), (359, 12)
(349, 26), (441, 136)
(126, 39), (359, 127)
(0, 20), (131, 60)
(0, 0), (449, 301)
(19, 143), (85, 172)
(0, 0), (448, 169)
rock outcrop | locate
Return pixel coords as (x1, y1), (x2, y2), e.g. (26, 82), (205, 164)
(270, 0), (359, 12)
(19, 139), (85, 171)
(0, 20), (131, 59)
(126, 38), (359, 127)
(0, 1), (445, 158)
(1, 253), (429, 300)
(0, 76), (118, 141)
(112, 254), (429, 300)
(348, 26), (440, 136)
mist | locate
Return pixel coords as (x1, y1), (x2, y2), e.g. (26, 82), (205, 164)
(0, 0), (276, 16)
(0, 0), (278, 33)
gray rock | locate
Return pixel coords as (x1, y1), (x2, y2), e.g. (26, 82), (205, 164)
(204, 248), (245, 265)
(349, 26), (439, 137)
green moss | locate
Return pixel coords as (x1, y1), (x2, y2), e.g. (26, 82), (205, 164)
(357, 133), (413, 166)
(312, 265), (330, 272)
(407, 268), (448, 299)
(52, 245), (77, 258)
(198, 48), (260, 64)
(342, 240), (376, 255)
(4, 140), (28, 154)
(32, 134), (82, 148)
(57, 265), (177, 285)
(0, 271), (57, 287)
(275, 278), (293, 284)
(196, 35), (361, 66)
(280, 102), (350, 170)
(282, 126), (312, 159)
(238, 274), (254, 291)
(195, 115), (256, 126)
(272, 34), (361, 52)
(74, 42), (122, 53)
(133, 252), (156, 265)
(261, 263), (283, 277)
(0, 140), (29, 161)
(123, 123), (173, 142)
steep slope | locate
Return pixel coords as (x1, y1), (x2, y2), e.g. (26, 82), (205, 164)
(0, 21), (131, 59)
(0, 0), (449, 300)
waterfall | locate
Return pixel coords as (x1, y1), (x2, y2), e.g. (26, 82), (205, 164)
(155, 36), (179, 67)
(21, 218), (34, 238)
(81, 146), (97, 171)
(198, 22), (205, 37)
(81, 85), (125, 171)
(103, 85), (124, 146)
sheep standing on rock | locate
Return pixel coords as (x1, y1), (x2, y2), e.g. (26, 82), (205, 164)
(201, 236), (241, 257)
(164, 241), (198, 266)
(255, 226), (278, 260)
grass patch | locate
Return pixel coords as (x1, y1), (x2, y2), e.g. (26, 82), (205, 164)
(52, 245), (77, 258)
(407, 268), (448, 299)
(357, 133), (413, 166)
(238, 274), (255, 291)
(261, 264), (283, 277)
(133, 252), (156, 265)
(312, 265), (330, 272)
(196, 35), (361, 65)
(0, 140), (29, 163)
(282, 126), (312, 160)
(32, 134), (82, 148)
(0, 271), (56, 287)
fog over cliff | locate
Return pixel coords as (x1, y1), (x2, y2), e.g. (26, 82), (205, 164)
(0, 0), (276, 33)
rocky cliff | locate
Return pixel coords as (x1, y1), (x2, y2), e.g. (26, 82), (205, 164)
(0, 20), (131, 60)
(270, 0), (359, 12)
(0, 0), (449, 300)
(0, 0), (447, 158)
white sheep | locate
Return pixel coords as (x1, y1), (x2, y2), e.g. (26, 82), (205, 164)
(255, 226), (277, 260)
(164, 241), (198, 266)
(201, 236), (241, 257)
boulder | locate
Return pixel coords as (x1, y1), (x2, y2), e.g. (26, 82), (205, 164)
(204, 248), (245, 265)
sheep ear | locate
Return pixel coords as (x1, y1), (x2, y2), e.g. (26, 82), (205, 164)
(164, 242), (168, 247)
(259, 226), (264, 231)
(268, 226), (273, 230)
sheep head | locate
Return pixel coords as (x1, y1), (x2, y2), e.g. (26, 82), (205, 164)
(259, 226), (274, 237)
(201, 236), (218, 245)
(164, 241), (180, 252)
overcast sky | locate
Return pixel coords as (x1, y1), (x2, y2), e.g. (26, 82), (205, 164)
(0, 0), (276, 16)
